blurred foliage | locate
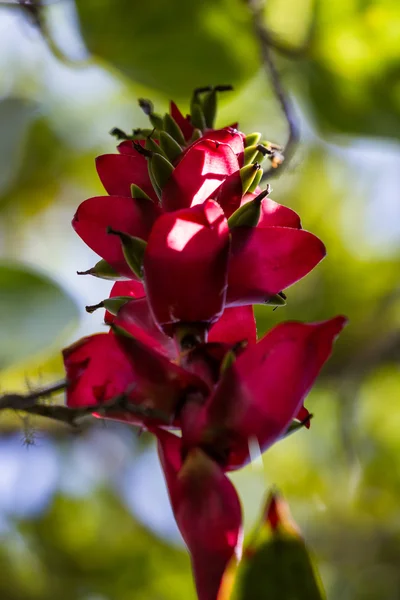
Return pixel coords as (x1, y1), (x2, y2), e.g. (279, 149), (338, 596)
(0, 0), (400, 599)
(0, 263), (78, 372)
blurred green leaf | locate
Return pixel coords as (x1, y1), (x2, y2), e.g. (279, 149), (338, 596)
(75, 0), (259, 96)
(0, 263), (78, 371)
(302, 0), (400, 138)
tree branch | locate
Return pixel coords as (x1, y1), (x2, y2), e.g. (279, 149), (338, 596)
(246, 0), (300, 180)
(0, 381), (170, 429)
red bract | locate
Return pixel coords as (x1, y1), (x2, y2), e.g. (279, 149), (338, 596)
(73, 196), (161, 278)
(188, 316), (347, 470)
(96, 152), (157, 201)
(161, 139), (240, 212)
(157, 429), (242, 600)
(143, 200), (230, 332)
(143, 199), (325, 330)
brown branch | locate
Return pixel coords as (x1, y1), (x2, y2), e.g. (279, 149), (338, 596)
(0, 381), (170, 429)
(246, 0), (300, 180)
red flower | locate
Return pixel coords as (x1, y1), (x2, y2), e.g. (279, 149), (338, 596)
(182, 316), (347, 470)
(157, 429), (242, 600)
(143, 199), (325, 331)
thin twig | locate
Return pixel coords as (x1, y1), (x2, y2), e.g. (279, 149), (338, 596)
(246, 0), (300, 180)
(0, 382), (171, 429)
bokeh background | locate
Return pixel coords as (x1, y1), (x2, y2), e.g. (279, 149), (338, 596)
(1, 1), (400, 598)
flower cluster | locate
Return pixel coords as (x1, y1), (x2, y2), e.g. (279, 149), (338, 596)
(64, 87), (346, 600)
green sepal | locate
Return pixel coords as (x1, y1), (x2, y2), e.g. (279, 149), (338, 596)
(240, 163), (263, 195)
(190, 102), (206, 131)
(159, 130), (183, 162)
(189, 128), (202, 144)
(150, 152), (174, 190)
(163, 113), (186, 146)
(243, 144), (260, 166)
(244, 132), (262, 147)
(107, 228), (147, 279)
(145, 136), (168, 159)
(266, 291), (287, 307)
(77, 259), (123, 280)
(131, 128), (154, 139)
(147, 160), (162, 200)
(284, 414), (313, 437)
(138, 98), (164, 130)
(85, 296), (132, 315)
(247, 168), (263, 193)
(202, 89), (217, 129)
(130, 184), (153, 202)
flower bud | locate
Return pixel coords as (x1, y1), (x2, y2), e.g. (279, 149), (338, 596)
(107, 228), (147, 279)
(145, 136), (169, 159)
(138, 98), (164, 130)
(77, 259), (122, 280)
(227, 188), (270, 229)
(163, 113), (186, 146)
(190, 102), (206, 130)
(247, 167), (263, 193)
(244, 132), (262, 147)
(202, 89), (217, 129)
(240, 163), (263, 195)
(159, 130), (183, 163)
(265, 291), (287, 307)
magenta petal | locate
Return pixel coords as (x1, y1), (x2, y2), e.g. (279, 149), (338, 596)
(96, 153), (156, 200)
(208, 306), (256, 345)
(162, 139), (239, 212)
(73, 195), (160, 277)
(241, 194), (302, 229)
(157, 431), (243, 600)
(143, 200), (230, 331)
(227, 226), (326, 306)
(204, 316), (347, 469)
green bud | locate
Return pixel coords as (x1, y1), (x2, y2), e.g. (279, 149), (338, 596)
(138, 98), (164, 130)
(110, 127), (130, 141)
(131, 128), (154, 139)
(163, 113), (186, 146)
(130, 184), (153, 202)
(190, 102), (206, 131)
(150, 152), (174, 190)
(285, 413), (313, 437)
(244, 132), (262, 147)
(243, 144), (260, 166)
(159, 130), (183, 163)
(85, 296), (132, 315)
(240, 163), (263, 195)
(77, 259), (122, 280)
(107, 228), (147, 279)
(202, 89), (217, 129)
(189, 128), (202, 144)
(247, 167), (263, 193)
(145, 136), (169, 159)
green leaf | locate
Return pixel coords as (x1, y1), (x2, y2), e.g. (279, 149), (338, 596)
(74, 0), (258, 95)
(0, 263), (79, 371)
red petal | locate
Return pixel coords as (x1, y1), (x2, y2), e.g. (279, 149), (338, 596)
(96, 153), (156, 200)
(162, 139), (239, 212)
(203, 316), (347, 469)
(241, 194), (302, 229)
(73, 195), (160, 278)
(114, 298), (176, 358)
(170, 101), (194, 141)
(63, 333), (135, 408)
(227, 226), (326, 306)
(104, 280), (146, 324)
(205, 127), (244, 166)
(143, 200), (230, 332)
(208, 306), (256, 345)
(215, 171), (243, 218)
(157, 431), (243, 600)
